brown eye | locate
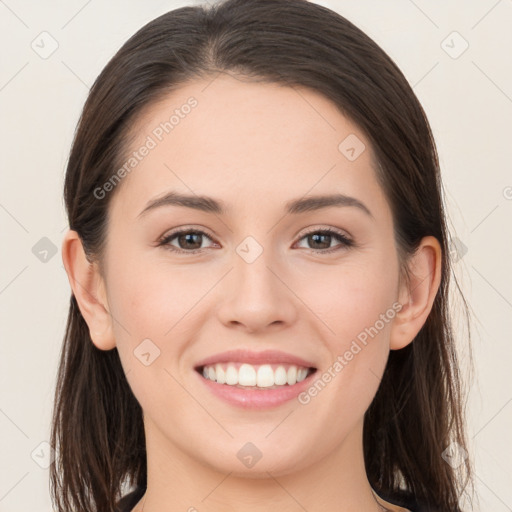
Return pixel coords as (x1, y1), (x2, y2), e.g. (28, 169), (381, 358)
(158, 229), (217, 253)
(295, 229), (354, 253)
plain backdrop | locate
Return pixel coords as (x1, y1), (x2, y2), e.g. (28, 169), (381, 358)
(0, 1), (511, 511)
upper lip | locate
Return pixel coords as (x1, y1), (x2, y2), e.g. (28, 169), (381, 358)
(194, 349), (317, 369)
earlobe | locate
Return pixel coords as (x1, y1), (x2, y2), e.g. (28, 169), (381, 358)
(389, 236), (442, 350)
(61, 230), (116, 351)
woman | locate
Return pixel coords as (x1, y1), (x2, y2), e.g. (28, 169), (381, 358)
(52, 0), (473, 511)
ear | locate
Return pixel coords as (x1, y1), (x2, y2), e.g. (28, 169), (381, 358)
(390, 235), (442, 350)
(61, 229), (116, 350)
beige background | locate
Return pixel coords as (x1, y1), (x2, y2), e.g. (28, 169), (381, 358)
(1, 0), (511, 510)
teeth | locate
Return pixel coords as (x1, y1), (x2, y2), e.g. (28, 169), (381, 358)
(225, 365), (238, 385)
(239, 364), (256, 386)
(200, 362), (312, 387)
(297, 368), (308, 382)
(215, 364), (226, 384)
(257, 365), (274, 387)
(274, 366), (288, 385)
(287, 366), (297, 385)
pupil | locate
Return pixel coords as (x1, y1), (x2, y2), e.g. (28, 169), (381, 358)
(310, 233), (330, 249)
(180, 232), (201, 249)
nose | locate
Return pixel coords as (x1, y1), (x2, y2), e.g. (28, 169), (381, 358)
(216, 241), (298, 334)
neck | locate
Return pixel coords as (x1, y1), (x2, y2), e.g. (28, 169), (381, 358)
(136, 417), (390, 512)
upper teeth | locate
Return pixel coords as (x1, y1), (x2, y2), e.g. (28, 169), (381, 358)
(201, 363), (310, 387)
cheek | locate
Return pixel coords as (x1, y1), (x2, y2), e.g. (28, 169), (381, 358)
(299, 256), (398, 342)
(297, 258), (397, 401)
(106, 249), (206, 341)
(105, 254), (204, 412)
(333, 280), (396, 350)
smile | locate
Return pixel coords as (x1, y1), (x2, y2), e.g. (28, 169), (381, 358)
(198, 362), (315, 389)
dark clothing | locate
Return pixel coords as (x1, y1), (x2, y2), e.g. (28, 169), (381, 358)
(116, 485), (145, 512)
(374, 487), (434, 511)
(116, 485), (435, 512)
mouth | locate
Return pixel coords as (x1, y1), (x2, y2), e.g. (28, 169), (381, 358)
(195, 362), (318, 390)
(192, 349), (318, 408)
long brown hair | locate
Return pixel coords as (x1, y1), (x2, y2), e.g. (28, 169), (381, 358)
(51, 0), (474, 510)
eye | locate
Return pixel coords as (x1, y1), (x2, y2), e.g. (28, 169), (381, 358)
(157, 228), (218, 254)
(294, 228), (354, 253)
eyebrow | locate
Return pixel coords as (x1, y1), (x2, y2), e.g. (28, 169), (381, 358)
(137, 191), (373, 219)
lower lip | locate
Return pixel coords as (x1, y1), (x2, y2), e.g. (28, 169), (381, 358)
(195, 369), (316, 409)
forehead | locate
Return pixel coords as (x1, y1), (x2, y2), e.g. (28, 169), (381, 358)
(109, 73), (389, 221)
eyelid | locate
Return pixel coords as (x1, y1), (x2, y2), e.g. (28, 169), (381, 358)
(296, 224), (352, 240)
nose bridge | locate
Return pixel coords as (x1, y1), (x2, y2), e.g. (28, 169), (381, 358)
(233, 233), (281, 300)
(216, 232), (297, 330)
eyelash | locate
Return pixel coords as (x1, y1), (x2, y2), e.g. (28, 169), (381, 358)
(157, 226), (354, 255)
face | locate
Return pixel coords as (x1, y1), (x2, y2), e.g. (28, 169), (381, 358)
(99, 74), (402, 477)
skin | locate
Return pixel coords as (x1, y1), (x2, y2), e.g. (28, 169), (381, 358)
(62, 73), (441, 512)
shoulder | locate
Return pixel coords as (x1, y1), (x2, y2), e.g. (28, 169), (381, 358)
(115, 485), (146, 512)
